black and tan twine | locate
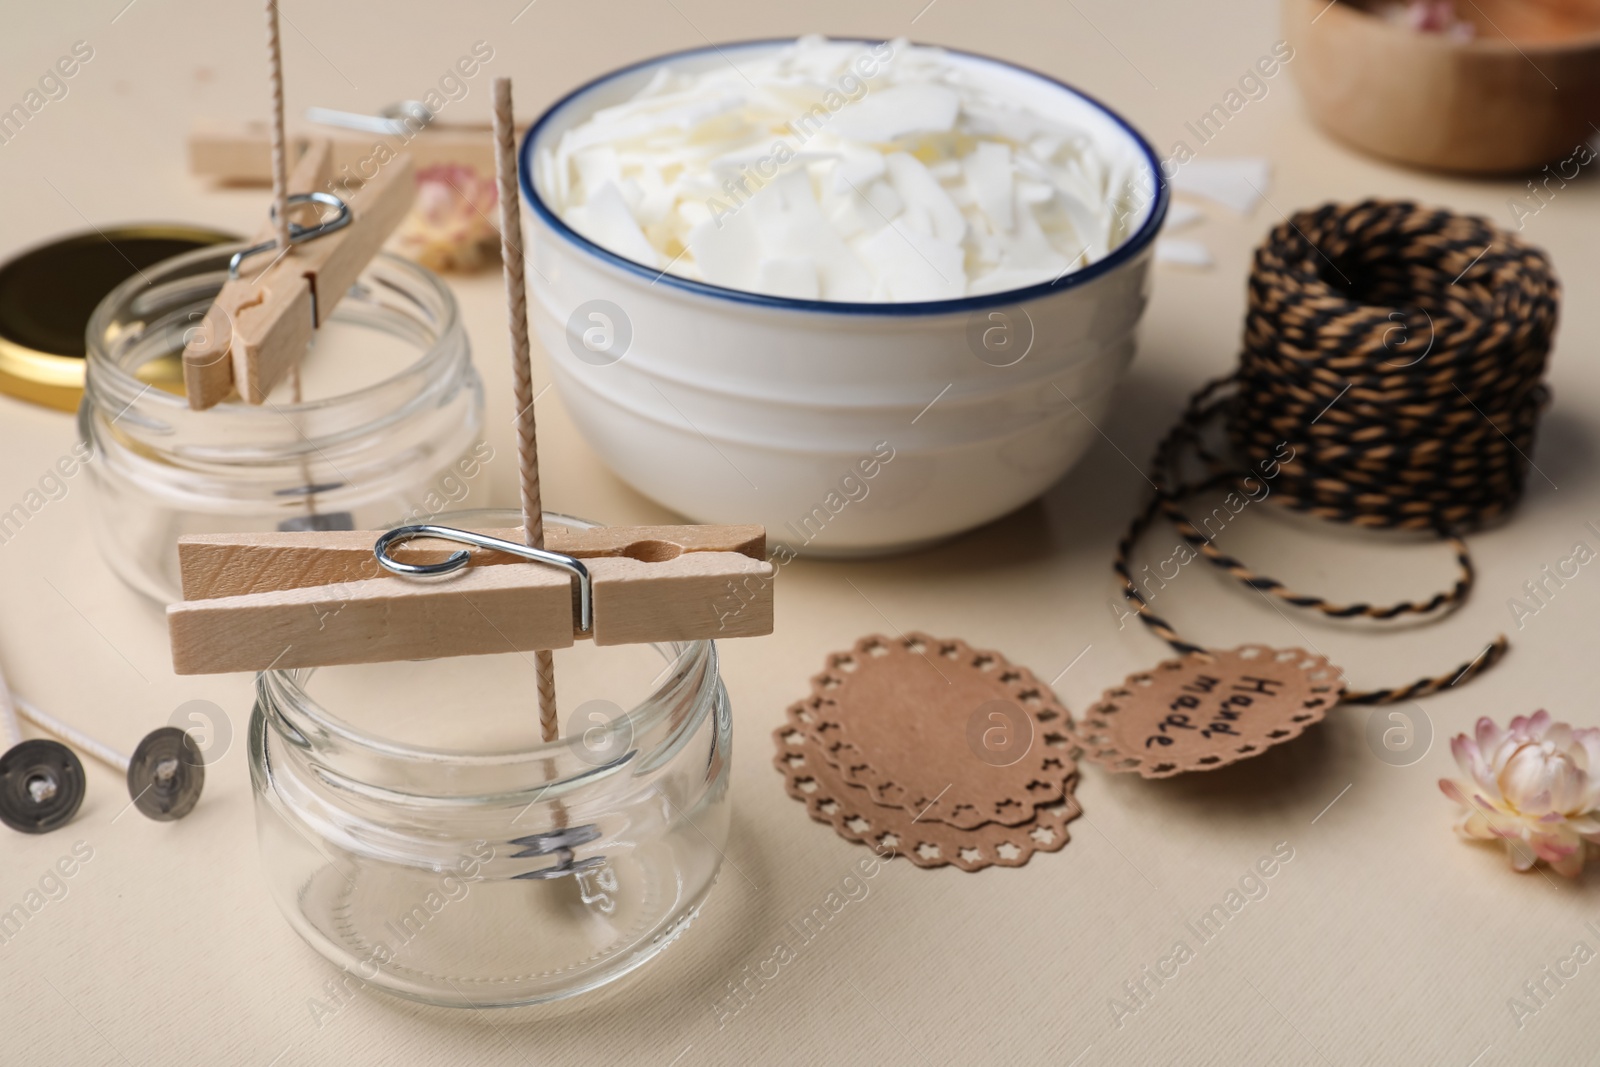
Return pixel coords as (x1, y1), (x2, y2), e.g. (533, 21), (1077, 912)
(1115, 201), (1559, 706)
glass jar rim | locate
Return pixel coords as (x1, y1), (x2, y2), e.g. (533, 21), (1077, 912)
(258, 638), (715, 769)
(84, 242), (462, 416)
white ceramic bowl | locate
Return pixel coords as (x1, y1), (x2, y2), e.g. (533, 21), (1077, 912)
(520, 39), (1167, 556)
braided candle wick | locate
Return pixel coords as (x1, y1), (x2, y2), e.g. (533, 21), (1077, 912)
(492, 77), (560, 743)
(264, 0), (290, 251)
(264, 0), (315, 514)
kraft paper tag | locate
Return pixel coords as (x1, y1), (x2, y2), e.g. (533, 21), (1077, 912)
(1068, 645), (1344, 778)
(800, 633), (1078, 829)
(775, 704), (1081, 872)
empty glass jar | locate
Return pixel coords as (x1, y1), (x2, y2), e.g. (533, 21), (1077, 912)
(81, 244), (486, 601)
(247, 511), (733, 1006)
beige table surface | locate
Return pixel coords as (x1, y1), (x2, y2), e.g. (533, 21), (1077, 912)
(2, 1), (1599, 1064)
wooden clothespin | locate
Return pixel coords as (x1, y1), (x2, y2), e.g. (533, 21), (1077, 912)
(182, 5), (416, 410)
(166, 523), (775, 674)
(188, 116), (510, 186)
(182, 143), (415, 409)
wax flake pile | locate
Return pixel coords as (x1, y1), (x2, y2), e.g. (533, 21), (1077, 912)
(538, 36), (1150, 301)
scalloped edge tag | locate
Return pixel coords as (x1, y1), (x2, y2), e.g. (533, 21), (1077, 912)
(1067, 645), (1344, 778)
(775, 703), (1081, 871)
(798, 632), (1077, 828)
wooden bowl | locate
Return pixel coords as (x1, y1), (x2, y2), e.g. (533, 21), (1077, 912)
(1285, 0), (1600, 173)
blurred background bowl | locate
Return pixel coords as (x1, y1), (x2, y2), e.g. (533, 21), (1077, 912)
(520, 39), (1167, 556)
(1286, 0), (1600, 174)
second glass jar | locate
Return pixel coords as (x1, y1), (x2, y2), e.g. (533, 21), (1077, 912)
(80, 244), (486, 601)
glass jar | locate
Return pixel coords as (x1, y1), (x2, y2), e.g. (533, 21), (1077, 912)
(248, 512), (733, 1007)
(80, 244), (486, 602)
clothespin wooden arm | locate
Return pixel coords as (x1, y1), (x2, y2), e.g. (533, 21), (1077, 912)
(167, 524), (775, 675)
(188, 119), (510, 185)
(171, 564), (578, 673)
(233, 151), (414, 405)
(180, 145), (416, 411)
(175, 524), (767, 599)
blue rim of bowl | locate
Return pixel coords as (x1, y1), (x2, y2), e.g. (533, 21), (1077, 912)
(519, 37), (1170, 317)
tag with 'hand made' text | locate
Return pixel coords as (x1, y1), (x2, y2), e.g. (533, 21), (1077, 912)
(1069, 646), (1344, 778)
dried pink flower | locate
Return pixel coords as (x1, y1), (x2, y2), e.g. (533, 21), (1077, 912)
(390, 164), (500, 273)
(1378, 0), (1475, 40)
(1439, 711), (1600, 877)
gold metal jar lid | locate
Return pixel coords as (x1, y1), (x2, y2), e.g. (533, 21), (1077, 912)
(0, 224), (238, 411)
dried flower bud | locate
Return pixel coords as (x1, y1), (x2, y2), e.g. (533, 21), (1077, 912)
(390, 164), (500, 273)
(1439, 711), (1600, 877)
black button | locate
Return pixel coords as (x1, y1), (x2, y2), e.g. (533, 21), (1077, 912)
(128, 727), (205, 821)
(0, 739), (86, 834)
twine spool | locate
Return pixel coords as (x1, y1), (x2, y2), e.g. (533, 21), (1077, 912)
(1118, 201), (1560, 705)
(1232, 200), (1557, 530)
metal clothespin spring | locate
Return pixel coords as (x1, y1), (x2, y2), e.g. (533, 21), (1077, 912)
(228, 191), (355, 285)
(372, 525), (593, 636)
(306, 100), (435, 138)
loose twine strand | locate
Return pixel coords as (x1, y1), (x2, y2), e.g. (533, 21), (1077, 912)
(1116, 200), (1559, 705)
(492, 77), (560, 743)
